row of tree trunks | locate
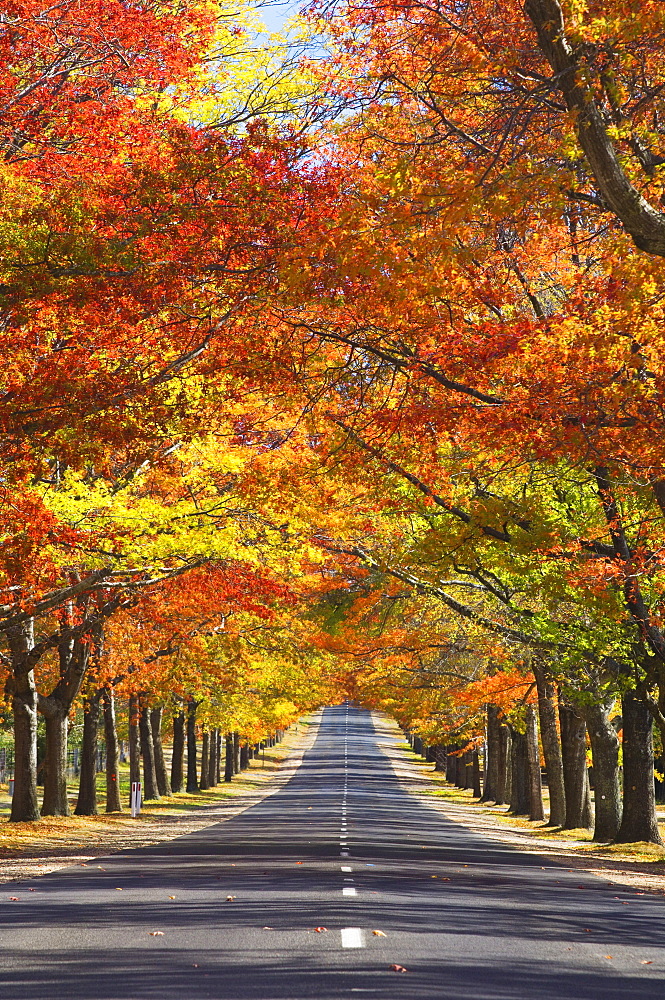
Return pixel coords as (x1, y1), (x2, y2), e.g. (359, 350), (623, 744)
(476, 680), (662, 844)
(9, 664), (281, 819)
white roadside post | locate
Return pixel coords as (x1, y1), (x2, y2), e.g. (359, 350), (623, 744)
(131, 781), (142, 817)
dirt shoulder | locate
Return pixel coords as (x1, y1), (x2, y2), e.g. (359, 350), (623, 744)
(373, 712), (665, 896)
(0, 714), (321, 885)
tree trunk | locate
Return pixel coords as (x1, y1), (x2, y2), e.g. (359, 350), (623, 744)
(102, 687), (122, 813)
(41, 708), (70, 817)
(582, 699), (622, 842)
(497, 725), (511, 806)
(151, 706), (171, 797)
(413, 735), (423, 756)
(509, 727), (530, 815)
(224, 732), (233, 782)
(472, 749), (482, 798)
(615, 691), (663, 844)
(559, 700), (591, 829)
(464, 750), (474, 789)
(200, 730), (210, 790)
(208, 728), (218, 786)
(533, 663), (566, 827)
(139, 701), (159, 800)
(482, 705), (501, 802)
(186, 699), (199, 793)
(525, 705), (545, 821)
(233, 731), (241, 774)
(215, 730), (222, 784)
(240, 743), (250, 770)
(8, 622), (41, 823)
(129, 693), (142, 789)
(171, 708), (185, 793)
(75, 691), (101, 815)
(445, 744), (457, 782)
(455, 751), (465, 787)
(433, 744), (446, 772)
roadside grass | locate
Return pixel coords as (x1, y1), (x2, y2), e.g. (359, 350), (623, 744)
(401, 742), (665, 864)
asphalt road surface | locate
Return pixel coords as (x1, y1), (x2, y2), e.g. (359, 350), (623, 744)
(1, 704), (664, 999)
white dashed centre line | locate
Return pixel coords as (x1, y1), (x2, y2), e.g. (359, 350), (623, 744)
(341, 866), (352, 872)
(342, 887), (357, 896)
(341, 927), (364, 948)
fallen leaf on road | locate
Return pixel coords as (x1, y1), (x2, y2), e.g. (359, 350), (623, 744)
(604, 955), (613, 960)
(584, 929), (591, 932)
(168, 896), (176, 900)
(389, 964), (407, 973)
(262, 927), (273, 930)
(192, 964), (199, 968)
(226, 895), (236, 901)
(28, 889), (36, 892)
(8, 897), (18, 901)
(296, 862), (303, 865)
(372, 930), (387, 937)
(440, 877), (450, 881)
(314, 927), (328, 933)
(115, 888), (123, 891)
(149, 931), (164, 937)
(641, 961), (653, 965)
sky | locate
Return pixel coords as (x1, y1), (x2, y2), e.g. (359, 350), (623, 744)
(256, 0), (305, 32)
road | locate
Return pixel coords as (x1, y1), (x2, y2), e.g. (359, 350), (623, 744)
(1, 704), (664, 999)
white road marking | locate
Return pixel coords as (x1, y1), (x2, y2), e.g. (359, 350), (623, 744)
(340, 850), (349, 856)
(341, 866), (352, 872)
(341, 927), (364, 948)
(342, 887), (357, 896)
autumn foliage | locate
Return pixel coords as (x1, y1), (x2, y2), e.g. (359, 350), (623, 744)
(1, 0), (665, 845)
